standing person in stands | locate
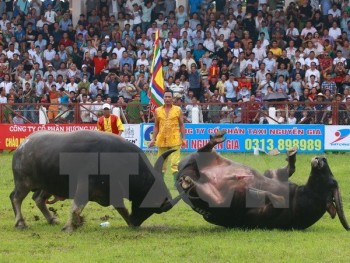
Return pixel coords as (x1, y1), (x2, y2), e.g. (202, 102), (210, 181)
(97, 103), (124, 135)
(93, 50), (108, 81)
(149, 91), (186, 180)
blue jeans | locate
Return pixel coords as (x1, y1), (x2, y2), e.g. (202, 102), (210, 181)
(23, 105), (37, 123)
(142, 22), (151, 33)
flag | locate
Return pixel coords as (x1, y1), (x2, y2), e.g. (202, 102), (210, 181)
(149, 30), (164, 112)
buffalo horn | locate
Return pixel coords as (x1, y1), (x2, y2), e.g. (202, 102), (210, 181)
(334, 187), (350, 231)
(154, 149), (177, 175)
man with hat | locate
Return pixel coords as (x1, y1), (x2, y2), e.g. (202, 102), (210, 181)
(97, 103), (124, 135)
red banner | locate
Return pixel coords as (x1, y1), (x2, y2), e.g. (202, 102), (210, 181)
(0, 124), (97, 150)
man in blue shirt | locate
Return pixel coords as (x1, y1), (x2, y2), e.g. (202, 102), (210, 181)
(59, 13), (72, 31)
(119, 51), (134, 72)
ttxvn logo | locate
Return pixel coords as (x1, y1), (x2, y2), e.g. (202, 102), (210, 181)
(331, 129), (350, 144)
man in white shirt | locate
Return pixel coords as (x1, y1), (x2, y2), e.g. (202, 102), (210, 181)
(44, 4), (57, 25)
(20, 72), (34, 92)
(136, 33), (151, 50)
(31, 46), (44, 69)
(43, 44), (56, 62)
(293, 50), (306, 69)
(227, 14), (237, 31)
(6, 43), (20, 59)
(252, 40), (267, 62)
(161, 41), (174, 60)
(111, 42), (125, 63)
(181, 51), (197, 70)
(89, 78), (103, 99)
(90, 94), (103, 122)
(300, 21), (317, 39)
(185, 97), (203, 123)
(304, 51), (319, 68)
(80, 94), (92, 123)
(178, 40), (191, 60)
(0, 87), (7, 103)
(256, 63), (268, 83)
(136, 44), (149, 59)
(246, 53), (259, 71)
(180, 21), (193, 38)
(42, 64), (57, 80)
(329, 21), (342, 41)
(263, 52), (276, 74)
(258, 32), (270, 49)
(218, 21), (231, 40)
(191, 24), (205, 40)
(258, 73), (274, 96)
(328, 4), (341, 19)
(44, 74), (57, 92)
(0, 13), (9, 31)
(0, 74), (12, 94)
(224, 74), (238, 102)
(203, 31), (215, 53)
(33, 74), (45, 99)
(305, 63), (321, 82)
(164, 31), (178, 50)
(66, 77), (78, 93)
(333, 50), (347, 66)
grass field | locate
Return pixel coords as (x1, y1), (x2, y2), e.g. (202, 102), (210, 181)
(1, 151), (350, 262)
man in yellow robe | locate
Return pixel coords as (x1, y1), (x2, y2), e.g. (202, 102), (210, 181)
(149, 91), (186, 179)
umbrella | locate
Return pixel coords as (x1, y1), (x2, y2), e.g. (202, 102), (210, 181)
(263, 92), (288, 101)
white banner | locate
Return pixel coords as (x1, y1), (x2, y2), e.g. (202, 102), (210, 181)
(121, 124), (141, 147)
(324, 125), (350, 151)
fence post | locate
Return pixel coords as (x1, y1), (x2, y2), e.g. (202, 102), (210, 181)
(332, 101), (338, 125)
(75, 103), (79, 124)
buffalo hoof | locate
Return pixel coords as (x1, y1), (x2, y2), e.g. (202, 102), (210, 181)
(62, 224), (75, 232)
(287, 146), (298, 157)
(181, 176), (194, 190)
(15, 220), (28, 229)
(210, 130), (226, 145)
(49, 217), (59, 225)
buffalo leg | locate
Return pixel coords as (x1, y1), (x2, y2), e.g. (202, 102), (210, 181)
(62, 184), (88, 232)
(10, 187), (30, 229)
(263, 146), (298, 181)
(128, 201), (155, 227)
(113, 205), (131, 226)
(62, 199), (87, 232)
(180, 176), (229, 207)
(32, 190), (59, 225)
(198, 130), (226, 152)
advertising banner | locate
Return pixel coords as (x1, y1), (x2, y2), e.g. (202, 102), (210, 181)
(324, 125), (350, 151)
(0, 124), (140, 150)
(141, 124), (324, 153)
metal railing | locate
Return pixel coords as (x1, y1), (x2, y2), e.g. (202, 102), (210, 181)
(0, 101), (349, 125)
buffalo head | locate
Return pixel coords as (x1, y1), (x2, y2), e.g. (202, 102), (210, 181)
(309, 156), (350, 231)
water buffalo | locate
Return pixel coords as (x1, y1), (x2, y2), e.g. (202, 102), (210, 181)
(10, 130), (180, 231)
(176, 130), (350, 230)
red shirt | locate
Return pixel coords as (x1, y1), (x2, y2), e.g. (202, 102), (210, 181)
(93, 56), (108, 74)
(59, 38), (74, 47)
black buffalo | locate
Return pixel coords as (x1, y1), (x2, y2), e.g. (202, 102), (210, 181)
(176, 130), (350, 230)
(10, 130), (180, 231)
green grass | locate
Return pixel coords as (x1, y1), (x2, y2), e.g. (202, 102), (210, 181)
(1, 151), (350, 262)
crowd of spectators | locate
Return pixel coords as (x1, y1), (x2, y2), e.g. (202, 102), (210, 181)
(1, 0), (350, 125)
